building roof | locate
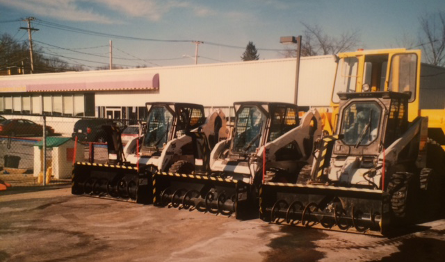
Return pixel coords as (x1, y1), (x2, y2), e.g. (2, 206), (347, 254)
(0, 71), (159, 93)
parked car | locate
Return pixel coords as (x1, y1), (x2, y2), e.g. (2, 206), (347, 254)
(72, 118), (125, 143)
(0, 115), (6, 123)
(121, 125), (140, 144)
(0, 119), (55, 137)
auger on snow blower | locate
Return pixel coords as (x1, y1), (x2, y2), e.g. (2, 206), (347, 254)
(154, 101), (322, 219)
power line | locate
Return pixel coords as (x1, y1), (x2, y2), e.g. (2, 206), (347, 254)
(200, 56), (226, 62)
(39, 50), (110, 66)
(35, 40), (110, 59)
(34, 19), (194, 43)
(6, 17), (287, 70)
(33, 18), (284, 52)
(37, 40), (163, 67)
(113, 45), (159, 66)
(0, 19), (22, 23)
(65, 44), (109, 50)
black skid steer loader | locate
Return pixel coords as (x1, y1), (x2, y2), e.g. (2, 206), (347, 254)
(154, 101), (322, 219)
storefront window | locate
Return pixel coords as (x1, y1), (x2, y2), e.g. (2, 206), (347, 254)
(63, 95), (73, 116)
(74, 94), (85, 116)
(22, 96), (31, 114)
(32, 95), (41, 114)
(13, 96), (21, 113)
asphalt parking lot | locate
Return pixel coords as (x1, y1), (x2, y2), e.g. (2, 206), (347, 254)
(1, 184), (445, 262)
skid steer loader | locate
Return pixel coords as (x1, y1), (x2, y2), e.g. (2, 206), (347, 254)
(261, 91), (445, 235)
(72, 102), (229, 204)
(153, 101), (322, 219)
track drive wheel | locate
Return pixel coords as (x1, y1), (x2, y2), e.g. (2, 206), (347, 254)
(168, 160), (195, 174)
(387, 172), (414, 220)
(296, 164), (312, 185)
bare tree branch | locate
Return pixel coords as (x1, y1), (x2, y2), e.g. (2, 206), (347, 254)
(290, 23), (361, 57)
(419, 12), (445, 66)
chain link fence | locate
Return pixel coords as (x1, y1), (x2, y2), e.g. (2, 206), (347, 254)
(0, 114), (133, 187)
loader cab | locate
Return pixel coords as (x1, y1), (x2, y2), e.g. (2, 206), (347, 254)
(335, 92), (410, 157)
(174, 104), (206, 135)
(141, 103), (205, 155)
(230, 102), (299, 157)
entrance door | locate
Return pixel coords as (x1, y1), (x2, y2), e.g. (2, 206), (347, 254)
(105, 107), (121, 119)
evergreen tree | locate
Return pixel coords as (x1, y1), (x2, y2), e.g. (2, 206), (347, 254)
(241, 41), (259, 61)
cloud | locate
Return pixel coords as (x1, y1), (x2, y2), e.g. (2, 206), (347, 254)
(193, 7), (216, 17)
(94, 0), (190, 21)
(0, 0), (216, 23)
(225, 11), (258, 24)
(0, 0), (114, 24)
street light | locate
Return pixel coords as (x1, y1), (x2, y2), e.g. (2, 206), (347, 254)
(280, 35), (302, 105)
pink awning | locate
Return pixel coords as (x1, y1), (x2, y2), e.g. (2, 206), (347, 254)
(0, 72), (159, 93)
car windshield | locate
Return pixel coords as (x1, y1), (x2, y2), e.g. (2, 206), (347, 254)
(340, 102), (381, 147)
(143, 106), (174, 148)
(232, 105), (266, 154)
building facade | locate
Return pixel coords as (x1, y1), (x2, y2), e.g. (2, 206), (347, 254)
(0, 56), (337, 135)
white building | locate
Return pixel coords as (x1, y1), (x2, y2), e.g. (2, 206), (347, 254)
(0, 56), (337, 135)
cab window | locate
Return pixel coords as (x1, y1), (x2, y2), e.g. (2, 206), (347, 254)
(388, 53), (417, 102)
(332, 57), (358, 103)
(340, 102), (381, 146)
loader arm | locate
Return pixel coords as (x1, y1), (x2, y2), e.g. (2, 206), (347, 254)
(154, 134), (193, 172)
(380, 116), (428, 170)
(261, 109), (322, 164)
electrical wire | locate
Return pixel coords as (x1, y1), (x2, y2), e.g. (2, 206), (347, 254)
(33, 18), (285, 52)
(0, 19), (22, 23)
(34, 19), (194, 43)
(6, 17), (286, 70)
(113, 45), (159, 66)
(35, 40), (110, 59)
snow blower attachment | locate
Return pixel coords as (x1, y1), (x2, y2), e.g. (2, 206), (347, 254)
(71, 123), (149, 203)
(261, 91), (445, 236)
(154, 101), (322, 219)
(72, 102), (229, 204)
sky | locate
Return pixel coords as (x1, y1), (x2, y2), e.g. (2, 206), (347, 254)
(0, 0), (444, 69)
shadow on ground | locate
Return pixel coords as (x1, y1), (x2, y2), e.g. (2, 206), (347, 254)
(372, 237), (445, 262)
(262, 226), (327, 262)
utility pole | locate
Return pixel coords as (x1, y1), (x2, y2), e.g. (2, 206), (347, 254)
(109, 40), (113, 70)
(193, 41), (203, 65)
(20, 17), (39, 73)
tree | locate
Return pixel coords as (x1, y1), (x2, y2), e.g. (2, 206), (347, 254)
(282, 23), (360, 57)
(0, 34), (29, 73)
(418, 13), (445, 66)
(0, 33), (82, 74)
(241, 41), (260, 61)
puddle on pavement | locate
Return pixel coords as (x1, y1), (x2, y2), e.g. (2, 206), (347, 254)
(263, 226), (327, 262)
